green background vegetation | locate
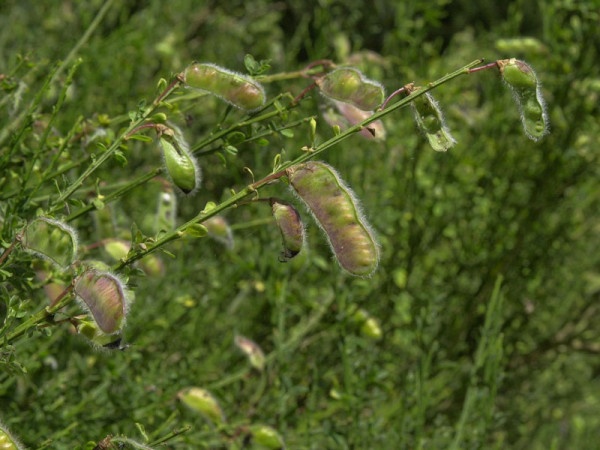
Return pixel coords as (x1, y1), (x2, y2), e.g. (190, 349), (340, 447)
(1, 0), (599, 448)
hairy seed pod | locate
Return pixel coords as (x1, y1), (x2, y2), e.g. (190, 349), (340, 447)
(317, 68), (384, 111)
(0, 422), (22, 450)
(407, 86), (455, 152)
(159, 135), (199, 195)
(184, 62), (266, 111)
(234, 335), (265, 371)
(322, 100), (386, 140)
(204, 216), (234, 249)
(497, 58), (549, 141)
(22, 217), (78, 267)
(74, 269), (128, 334)
(286, 162), (379, 277)
(250, 425), (285, 449)
(317, 68), (385, 111)
(271, 200), (304, 261)
(178, 387), (225, 424)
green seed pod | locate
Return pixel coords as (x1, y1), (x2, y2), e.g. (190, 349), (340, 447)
(159, 134), (200, 195)
(407, 86), (455, 152)
(234, 335), (265, 371)
(178, 387), (225, 425)
(286, 162), (379, 277)
(102, 238), (130, 261)
(74, 269), (128, 334)
(497, 58), (549, 141)
(22, 217), (78, 267)
(352, 308), (382, 340)
(323, 100), (386, 140)
(0, 422), (22, 450)
(495, 37), (546, 55)
(271, 200), (304, 261)
(76, 318), (123, 349)
(317, 67), (385, 111)
(184, 62), (266, 111)
(250, 425), (285, 449)
(204, 216), (234, 249)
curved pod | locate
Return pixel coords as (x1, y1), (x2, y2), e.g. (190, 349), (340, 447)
(286, 162), (379, 277)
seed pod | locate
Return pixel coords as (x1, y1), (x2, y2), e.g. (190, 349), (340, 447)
(76, 318), (123, 349)
(497, 58), (549, 141)
(352, 308), (382, 340)
(407, 86), (455, 152)
(159, 134), (199, 195)
(74, 269), (128, 334)
(102, 238), (130, 261)
(22, 217), (78, 267)
(184, 62), (266, 111)
(0, 422), (22, 450)
(270, 200), (304, 261)
(178, 387), (225, 425)
(234, 335), (265, 371)
(322, 100), (386, 140)
(286, 162), (379, 277)
(204, 216), (234, 249)
(250, 425), (285, 449)
(316, 67), (385, 111)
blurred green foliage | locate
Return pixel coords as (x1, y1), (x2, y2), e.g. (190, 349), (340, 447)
(1, 0), (599, 448)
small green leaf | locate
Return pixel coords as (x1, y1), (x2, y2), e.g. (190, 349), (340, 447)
(113, 150), (128, 166)
(279, 129), (294, 138)
(224, 145), (238, 155)
(256, 138), (269, 146)
(185, 223), (208, 238)
(227, 131), (246, 145)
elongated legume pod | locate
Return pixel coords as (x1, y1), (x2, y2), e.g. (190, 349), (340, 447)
(74, 269), (128, 334)
(407, 85), (455, 152)
(286, 162), (379, 277)
(317, 67), (385, 111)
(497, 58), (549, 141)
(0, 423), (22, 450)
(22, 217), (78, 267)
(178, 387), (225, 424)
(159, 133), (199, 195)
(250, 425), (285, 449)
(234, 335), (265, 371)
(271, 200), (304, 261)
(184, 62), (266, 111)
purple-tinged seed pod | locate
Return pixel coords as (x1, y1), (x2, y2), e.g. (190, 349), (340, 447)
(322, 100), (386, 140)
(271, 200), (304, 261)
(184, 62), (266, 111)
(74, 269), (128, 334)
(286, 162), (379, 277)
(316, 67), (385, 111)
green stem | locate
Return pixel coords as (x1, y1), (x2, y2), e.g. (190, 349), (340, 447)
(114, 59), (483, 269)
(50, 78), (182, 209)
(3, 285), (74, 343)
(65, 167), (163, 222)
(255, 65), (327, 83)
(147, 425), (192, 447)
